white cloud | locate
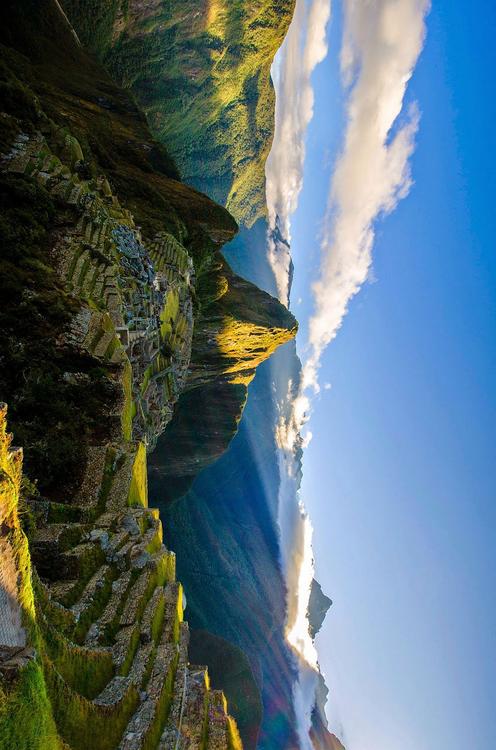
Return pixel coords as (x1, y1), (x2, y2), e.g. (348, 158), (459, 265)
(272, 2), (430, 747)
(305, 0), (430, 393)
(266, 0), (332, 305)
(275, 405), (319, 750)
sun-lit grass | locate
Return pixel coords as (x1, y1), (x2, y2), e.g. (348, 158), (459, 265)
(227, 715), (244, 750)
(127, 442), (148, 508)
(121, 359), (134, 441)
(0, 660), (63, 750)
(216, 316), (297, 385)
(207, 0), (225, 37)
(45, 658), (139, 750)
(160, 288), (179, 340)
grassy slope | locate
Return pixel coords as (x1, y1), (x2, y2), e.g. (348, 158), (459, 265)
(62, 0), (296, 225)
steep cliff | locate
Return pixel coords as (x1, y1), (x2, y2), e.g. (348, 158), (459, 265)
(0, 1), (297, 748)
(62, 0), (296, 226)
(149, 258), (296, 501)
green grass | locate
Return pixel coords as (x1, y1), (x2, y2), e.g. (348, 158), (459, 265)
(140, 364), (152, 395)
(72, 567), (117, 644)
(0, 433), (63, 750)
(45, 658), (139, 750)
(56, 544), (106, 608)
(141, 651), (178, 750)
(159, 287), (179, 340)
(47, 502), (84, 524)
(121, 359), (135, 440)
(227, 715), (244, 750)
(150, 594), (166, 645)
(118, 623), (142, 678)
(127, 442), (148, 508)
(41, 613), (115, 699)
(0, 660), (63, 750)
(119, 559), (176, 675)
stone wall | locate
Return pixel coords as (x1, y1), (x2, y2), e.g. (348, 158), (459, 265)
(3, 129), (195, 451)
(0, 401), (242, 749)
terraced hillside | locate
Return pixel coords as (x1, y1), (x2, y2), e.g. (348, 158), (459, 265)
(0, 0), (295, 490)
(0, 403), (243, 750)
(4, 129), (195, 451)
(63, 0), (296, 225)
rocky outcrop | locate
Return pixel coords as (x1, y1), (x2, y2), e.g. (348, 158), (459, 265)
(307, 579), (332, 640)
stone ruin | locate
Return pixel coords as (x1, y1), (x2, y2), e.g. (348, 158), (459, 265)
(2, 130), (194, 450)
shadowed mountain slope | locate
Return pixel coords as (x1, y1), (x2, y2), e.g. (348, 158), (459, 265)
(149, 257), (296, 502)
(150, 351), (301, 750)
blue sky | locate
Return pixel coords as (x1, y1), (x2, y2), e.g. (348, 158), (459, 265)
(289, 2), (496, 749)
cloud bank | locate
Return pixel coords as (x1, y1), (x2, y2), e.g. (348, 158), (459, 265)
(270, 2), (430, 748)
(266, 0), (331, 305)
(275, 399), (319, 750)
(303, 0), (430, 393)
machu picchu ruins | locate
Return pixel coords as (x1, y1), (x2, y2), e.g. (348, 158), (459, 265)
(0, 2), (299, 748)
(3, 130), (194, 450)
(0, 63), (243, 750)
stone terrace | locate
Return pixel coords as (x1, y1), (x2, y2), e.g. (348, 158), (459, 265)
(0, 408), (240, 749)
(2, 130), (194, 450)
(0, 126), (241, 748)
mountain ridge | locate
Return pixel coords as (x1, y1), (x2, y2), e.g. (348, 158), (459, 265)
(62, 0), (296, 226)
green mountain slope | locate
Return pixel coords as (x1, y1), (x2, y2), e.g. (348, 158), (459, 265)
(62, 0), (296, 225)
